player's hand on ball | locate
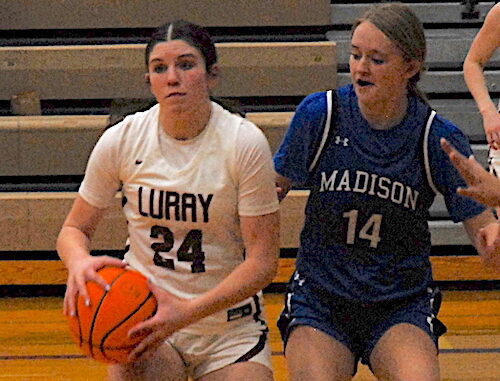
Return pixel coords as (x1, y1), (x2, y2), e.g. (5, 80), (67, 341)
(64, 255), (126, 317)
(127, 280), (196, 361)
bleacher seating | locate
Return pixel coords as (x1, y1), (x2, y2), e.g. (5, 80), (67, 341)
(0, 0), (330, 30)
(0, 1), (499, 290)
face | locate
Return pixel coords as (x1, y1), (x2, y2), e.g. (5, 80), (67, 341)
(146, 40), (217, 112)
(350, 21), (419, 107)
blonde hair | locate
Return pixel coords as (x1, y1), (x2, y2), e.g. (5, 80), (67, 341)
(352, 3), (428, 102)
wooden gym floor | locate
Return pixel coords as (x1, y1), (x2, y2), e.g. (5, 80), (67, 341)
(0, 291), (499, 381)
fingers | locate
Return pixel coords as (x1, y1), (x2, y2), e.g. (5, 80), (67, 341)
(440, 139), (479, 184)
(128, 318), (155, 339)
(101, 257), (127, 269)
(91, 274), (111, 293)
(479, 227), (491, 248)
(491, 132), (500, 149)
(76, 276), (91, 309)
(64, 285), (76, 316)
(64, 257), (124, 315)
(480, 223), (500, 248)
(440, 138), (455, 155)
(127, 321), (160, 362)
(456, 187), (480, 200)
(127, 330), (161, 362)
(477, 224), (500, 271)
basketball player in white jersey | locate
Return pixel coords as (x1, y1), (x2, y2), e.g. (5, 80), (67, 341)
(464, 3), (500, 194)
(57, 20), (280, 381)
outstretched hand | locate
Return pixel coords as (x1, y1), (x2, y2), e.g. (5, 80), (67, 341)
(127, 280), (197, 362)
(440, 138), (500, 207)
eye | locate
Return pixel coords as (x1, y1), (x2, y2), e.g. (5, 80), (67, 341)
(372, 58), (385, 65)
(178, 61), (195, 70)
(152, 64), (167, 74)
(350, 53), (361, 60)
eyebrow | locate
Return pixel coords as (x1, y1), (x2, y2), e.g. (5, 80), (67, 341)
(351, 44), (388, 56)
(149, 53), (197, 64)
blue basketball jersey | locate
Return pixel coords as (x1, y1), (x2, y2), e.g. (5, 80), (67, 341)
(274, 85), (485, 302)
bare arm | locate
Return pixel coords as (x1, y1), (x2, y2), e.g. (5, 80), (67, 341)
(195, 125), (281, 311)
(462, 209), (500, 270)
(463, 3), (500, 146)
(187, 211), (280, 320)
(56, 195), (125, 315)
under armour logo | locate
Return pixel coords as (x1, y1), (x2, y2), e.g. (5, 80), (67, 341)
(294, 272), (306, 286)
(334, 136), (349, 146)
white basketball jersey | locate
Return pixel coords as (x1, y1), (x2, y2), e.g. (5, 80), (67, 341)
(79, 102), (279, 334)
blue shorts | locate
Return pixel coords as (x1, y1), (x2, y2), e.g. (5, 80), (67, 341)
(277, 272), (447, 369)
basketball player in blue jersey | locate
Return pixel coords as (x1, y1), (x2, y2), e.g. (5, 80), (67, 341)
(57, 20), (279, 381)
(274, 4), (500, 381)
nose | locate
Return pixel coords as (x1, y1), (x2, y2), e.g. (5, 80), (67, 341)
(354, 55), (370, 74)
(166, 66), (180, 85)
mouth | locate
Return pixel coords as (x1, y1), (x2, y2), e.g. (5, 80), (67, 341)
(356, 79), (374, 87)
(166, 92), (186, 98)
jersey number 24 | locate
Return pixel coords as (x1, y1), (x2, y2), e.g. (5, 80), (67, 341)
(150, 225), (206, 273)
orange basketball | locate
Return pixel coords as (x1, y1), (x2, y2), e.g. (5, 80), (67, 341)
(67, 266), (157, 364)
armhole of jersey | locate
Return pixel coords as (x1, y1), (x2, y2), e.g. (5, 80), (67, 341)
(422, 109), (440, 195)
(308, 90), (335, 173)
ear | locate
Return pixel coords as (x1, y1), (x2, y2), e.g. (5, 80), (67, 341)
(144, 73), (151, 85)
(405, 59), (421, 80)
(207, 65), (219, 89)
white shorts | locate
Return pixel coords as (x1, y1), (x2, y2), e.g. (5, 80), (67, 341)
(166, 320), (272, 379)
(488, 102), (500, 176)
(489, 147), (500, 178)
(492, 103), (500, 176)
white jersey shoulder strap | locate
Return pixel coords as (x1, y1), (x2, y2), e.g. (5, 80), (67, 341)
(308, 90), (336, 173)
(422, 109), (440, 195)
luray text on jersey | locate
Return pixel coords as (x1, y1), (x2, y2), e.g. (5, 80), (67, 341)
(138, 186), (213, 222)
(319, 169), (419, 210)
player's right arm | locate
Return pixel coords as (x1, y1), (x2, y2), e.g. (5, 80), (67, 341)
(57, 196), (126, 317)
(273, 91), (329, 201)
(57, 120), (125, 316)
(463, 3), (500, 147)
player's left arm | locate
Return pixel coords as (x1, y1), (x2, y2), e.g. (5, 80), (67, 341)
(176, 211), (280, 323)
(463, 210), (500, 270)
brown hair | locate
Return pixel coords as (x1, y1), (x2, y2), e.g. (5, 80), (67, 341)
(352, 3), (428, 102)
(145, 20), (217, 74)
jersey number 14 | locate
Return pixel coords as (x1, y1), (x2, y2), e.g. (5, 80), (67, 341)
(343, 210), (382, 249)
